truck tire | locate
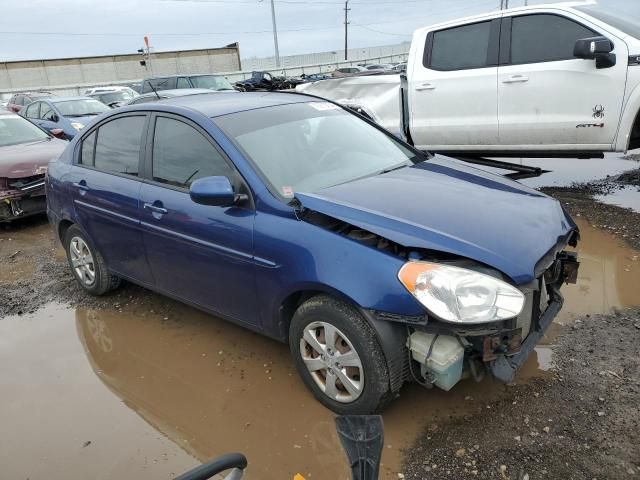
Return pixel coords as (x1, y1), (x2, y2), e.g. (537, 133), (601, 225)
(289, 295), (395, 414)
(64, 225), (121, 296)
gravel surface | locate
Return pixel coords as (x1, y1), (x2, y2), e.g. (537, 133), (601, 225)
(541, 166), (640, 251)
(402, 308), (640, 480)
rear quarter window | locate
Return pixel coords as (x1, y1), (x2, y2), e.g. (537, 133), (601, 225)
(82, 116), (145, 176)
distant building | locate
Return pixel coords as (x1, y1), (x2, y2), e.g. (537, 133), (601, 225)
(0, 43), (241, 95)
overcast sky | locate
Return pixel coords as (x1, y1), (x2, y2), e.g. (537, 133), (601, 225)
(0, 0), (636, 62)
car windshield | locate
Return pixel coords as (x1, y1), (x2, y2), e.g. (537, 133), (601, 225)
(0, 115), (49, 147)
(575, 5), (640, 39)
(190, 75), (235, 91)
(216, 102), (421, 200)
(55, 99), (110, 117)
(95, 91), (135, 104)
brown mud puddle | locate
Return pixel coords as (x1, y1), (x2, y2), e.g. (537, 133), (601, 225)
(0, 219), (639, 479)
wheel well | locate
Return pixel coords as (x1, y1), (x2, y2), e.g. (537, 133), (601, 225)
(279, 290), (324, 339)
(630, 109), (640, 151)
(57, 219), (74, 243)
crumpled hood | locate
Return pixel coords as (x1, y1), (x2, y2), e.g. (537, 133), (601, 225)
(296, 156), (577, 285)
(0, 139), (67, 178)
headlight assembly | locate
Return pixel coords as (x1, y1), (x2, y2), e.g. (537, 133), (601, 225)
(398, 262), (525, 324)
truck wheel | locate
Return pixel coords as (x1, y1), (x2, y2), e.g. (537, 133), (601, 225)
(64, 225), (120, 295)
(289, 295), (394, 414)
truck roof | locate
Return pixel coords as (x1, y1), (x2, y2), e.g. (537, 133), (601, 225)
(412, 0), (597, 36)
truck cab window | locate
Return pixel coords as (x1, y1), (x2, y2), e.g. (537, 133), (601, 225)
(428, 21), (492, 71)
(510, 14), (596, 65)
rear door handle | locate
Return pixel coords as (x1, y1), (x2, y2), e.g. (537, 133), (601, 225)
(143, 202), (168, 215)
(502, 74), (529, 84)
(415, 83), (436, 91)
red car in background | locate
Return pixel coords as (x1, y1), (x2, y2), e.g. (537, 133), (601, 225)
(0, 110), (67, 222)
(6, 91), (55, 113)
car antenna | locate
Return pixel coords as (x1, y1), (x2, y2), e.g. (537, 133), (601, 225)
(148, 81), (161, 100)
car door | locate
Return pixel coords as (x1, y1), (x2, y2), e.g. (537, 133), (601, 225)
(408, 17), (501, 150)
(497, 12), (628, 149)
(23, 101), (41, 123)
(36, 102), (59, 133)
(139, 113), (257, 324)
(65, 113), (154, 284)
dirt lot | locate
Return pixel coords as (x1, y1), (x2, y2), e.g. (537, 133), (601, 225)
(0, 160), (639, 480)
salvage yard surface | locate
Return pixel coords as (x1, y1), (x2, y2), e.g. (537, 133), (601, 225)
(1, 155), (639, 479)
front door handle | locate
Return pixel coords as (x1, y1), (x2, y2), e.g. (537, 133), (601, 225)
(415, 83), (436, 91)
(143, 202), (168, 215)
(72, 180), (89, 191)
(502, 74), (529, 84)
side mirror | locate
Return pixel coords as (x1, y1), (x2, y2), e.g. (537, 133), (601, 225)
(51, 114), (59, 123)
(50, 128), (65, 139)
(190, 176), (241, 207)
(574, 36), (616, 68)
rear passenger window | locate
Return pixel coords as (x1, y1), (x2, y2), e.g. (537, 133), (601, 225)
(152, 117), (234, 189)
(80, 131), (97, 167)
(510, 14), (596, 64)
(428, 21), (492, 71)
(92, 116), (145, 176)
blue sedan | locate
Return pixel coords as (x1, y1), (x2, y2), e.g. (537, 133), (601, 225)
(46, 92), (579, 413)
(22, 96), (110, 139)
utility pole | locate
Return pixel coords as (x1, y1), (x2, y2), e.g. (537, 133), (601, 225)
(344, 0), (350, 61)
(269, 0), (281, 68)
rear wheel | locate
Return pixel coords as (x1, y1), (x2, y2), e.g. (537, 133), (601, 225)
(289, 295), (394, 414)
(64, 225), (120, 295)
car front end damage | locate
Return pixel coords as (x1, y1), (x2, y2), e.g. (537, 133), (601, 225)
(0, 172), (47, 222)
(377, 241), (580, 390)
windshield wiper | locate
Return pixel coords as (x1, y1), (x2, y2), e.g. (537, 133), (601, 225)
(377, 162), (410, 175)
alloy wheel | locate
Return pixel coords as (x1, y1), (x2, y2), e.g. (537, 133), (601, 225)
(300, 321), (364, 403)
(69, 236), (96, 286)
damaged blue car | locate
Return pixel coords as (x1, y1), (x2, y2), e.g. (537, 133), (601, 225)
(46, 92), (579, 414)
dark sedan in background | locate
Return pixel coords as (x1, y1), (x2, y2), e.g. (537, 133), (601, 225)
(21, 96), (110, 139)
(0, 110), (66, 222)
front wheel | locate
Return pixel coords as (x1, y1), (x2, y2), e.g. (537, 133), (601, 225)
(63, 225), (120, 295)
(289, 295), (394, 414)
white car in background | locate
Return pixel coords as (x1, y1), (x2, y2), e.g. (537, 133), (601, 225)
(83, 86), (138, 108)
(300, 1), (640, 157)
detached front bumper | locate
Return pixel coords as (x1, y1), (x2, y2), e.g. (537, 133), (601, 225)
(0, 175), (47, 222)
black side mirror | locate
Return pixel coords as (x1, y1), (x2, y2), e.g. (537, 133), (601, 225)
(574, 36), (616, 68)
(190, 176), (246, 207)
(51, 114), (59, 123)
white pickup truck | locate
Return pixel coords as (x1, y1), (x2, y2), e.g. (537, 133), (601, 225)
(298, 1), (640, 157)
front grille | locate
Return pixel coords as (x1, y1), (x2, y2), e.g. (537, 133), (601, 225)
(8, 174), (45, 191)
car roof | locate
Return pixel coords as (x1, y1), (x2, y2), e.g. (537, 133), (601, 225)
(137, 88), (213, 99)
(49, 96), (95, 103)
(155, 91), (314, 117)
(144, 74), (224, 80)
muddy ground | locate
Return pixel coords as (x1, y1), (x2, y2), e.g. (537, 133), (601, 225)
(0, 160), (639, 479)
(403, 168), (640, 480)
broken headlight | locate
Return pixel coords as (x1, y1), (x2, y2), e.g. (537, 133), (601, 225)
(398, 262), (525, 324)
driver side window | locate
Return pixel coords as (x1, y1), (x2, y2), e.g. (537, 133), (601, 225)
(25, 102), (40, 119)
(41, 103), (56, 121)
(152, 117), (235, 189)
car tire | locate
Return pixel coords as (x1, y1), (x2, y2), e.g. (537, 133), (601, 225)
(289, 295), (393, 414)
(64, 225), (120, 295)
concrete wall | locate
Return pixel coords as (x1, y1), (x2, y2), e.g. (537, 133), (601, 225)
(242, 42), (410, 72)
(0, 44), (241, 95)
